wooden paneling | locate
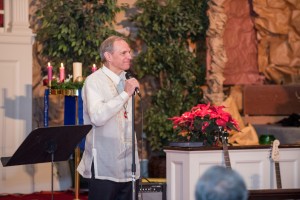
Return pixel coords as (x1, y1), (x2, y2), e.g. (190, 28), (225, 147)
(243, 85), (300, 115)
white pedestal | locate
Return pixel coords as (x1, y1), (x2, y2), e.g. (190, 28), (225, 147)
(165, 145), (300, 200)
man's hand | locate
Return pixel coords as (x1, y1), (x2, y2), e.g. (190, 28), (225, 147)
(124, 78), (140, 96)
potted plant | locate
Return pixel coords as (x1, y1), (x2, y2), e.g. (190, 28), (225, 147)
(168, 103), (240, 147)
(33, 0), (127, 76)
(131, 0), (209, 153)
(130, 0), (209, 177)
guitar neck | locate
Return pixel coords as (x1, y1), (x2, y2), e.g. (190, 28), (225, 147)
(222, 140), (232, 169)
(275, 162), (282, 189)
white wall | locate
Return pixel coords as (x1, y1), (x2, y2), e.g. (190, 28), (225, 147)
(0, 0), (71, 194)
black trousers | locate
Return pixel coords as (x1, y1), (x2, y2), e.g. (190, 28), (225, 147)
(88, 163), (139, 200)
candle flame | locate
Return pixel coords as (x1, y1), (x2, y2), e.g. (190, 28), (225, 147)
(48, 62), (50, 66)
(61, 63), (64, 68)
(93, 64), (96, 68)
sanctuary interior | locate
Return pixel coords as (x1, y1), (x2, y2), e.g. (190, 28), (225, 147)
(0, 0), (299, 200)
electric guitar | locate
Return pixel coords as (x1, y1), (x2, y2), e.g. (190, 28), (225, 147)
(222, 136), (232, 169)
(271, 139), (282, 189)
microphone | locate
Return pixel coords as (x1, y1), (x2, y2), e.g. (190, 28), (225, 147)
(125, 71), (141, 97)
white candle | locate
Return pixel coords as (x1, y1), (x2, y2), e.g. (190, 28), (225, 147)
(92, 64), (97, 73)
(73, 62), (82, 82)
(59, 63), (65, 82)
(47, 62), (52, 87)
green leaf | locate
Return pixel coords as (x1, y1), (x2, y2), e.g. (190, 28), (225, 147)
(131, 0), (208, 152)
(34, 0), (123, 76)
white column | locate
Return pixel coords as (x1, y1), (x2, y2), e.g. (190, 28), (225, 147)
(11, 0), (31, 33)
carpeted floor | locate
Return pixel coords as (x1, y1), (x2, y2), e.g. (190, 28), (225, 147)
(0, 191), (88, 200)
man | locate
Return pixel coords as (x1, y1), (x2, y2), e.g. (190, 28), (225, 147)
(195, 166), (248, 200)
(77, 35), (140, 200)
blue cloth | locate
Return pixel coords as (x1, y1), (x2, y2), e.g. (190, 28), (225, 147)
(44, 89), (49, 127)
(64, 89), (85, 150)
(44, 89), (85, 150)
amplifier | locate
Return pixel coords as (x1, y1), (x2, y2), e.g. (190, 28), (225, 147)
(138, 182), (167, 200)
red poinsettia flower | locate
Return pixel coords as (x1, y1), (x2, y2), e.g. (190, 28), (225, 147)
(169, 103), (240, 145)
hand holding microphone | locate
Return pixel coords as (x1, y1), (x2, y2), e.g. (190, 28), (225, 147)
(125, 72), (141, 97)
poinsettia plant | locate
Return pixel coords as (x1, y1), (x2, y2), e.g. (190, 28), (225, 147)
(169, 103), (240, 145)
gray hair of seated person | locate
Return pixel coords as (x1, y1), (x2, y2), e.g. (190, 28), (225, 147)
(195, 166), (248, 200)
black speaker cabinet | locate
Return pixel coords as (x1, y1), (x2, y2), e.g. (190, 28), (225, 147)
(138, 182), (167, 200)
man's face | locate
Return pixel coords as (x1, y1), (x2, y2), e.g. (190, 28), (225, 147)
(107, 40), (132, 74)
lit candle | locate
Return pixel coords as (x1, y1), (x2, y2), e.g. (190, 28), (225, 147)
(92, 64), (97, 73)
(59, 63), (65, 82)
(47, 62), (52, 87)
(73, 62), (82, 82)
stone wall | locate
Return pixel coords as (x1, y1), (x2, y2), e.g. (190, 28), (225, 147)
(253, 0), (300, 84)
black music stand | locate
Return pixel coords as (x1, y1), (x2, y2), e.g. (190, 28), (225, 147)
(1, 124), (92, 200)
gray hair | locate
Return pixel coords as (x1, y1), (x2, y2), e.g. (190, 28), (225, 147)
(99, 35), (126, 63)
(195, 166), (248, 200)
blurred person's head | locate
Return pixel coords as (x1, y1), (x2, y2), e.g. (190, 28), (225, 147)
(195, 166), (248, 200)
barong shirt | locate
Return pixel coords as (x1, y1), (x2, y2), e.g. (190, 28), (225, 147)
(77, 66), (140, 182)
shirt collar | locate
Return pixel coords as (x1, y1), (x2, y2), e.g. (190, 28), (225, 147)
(101, 65), (126, 85)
